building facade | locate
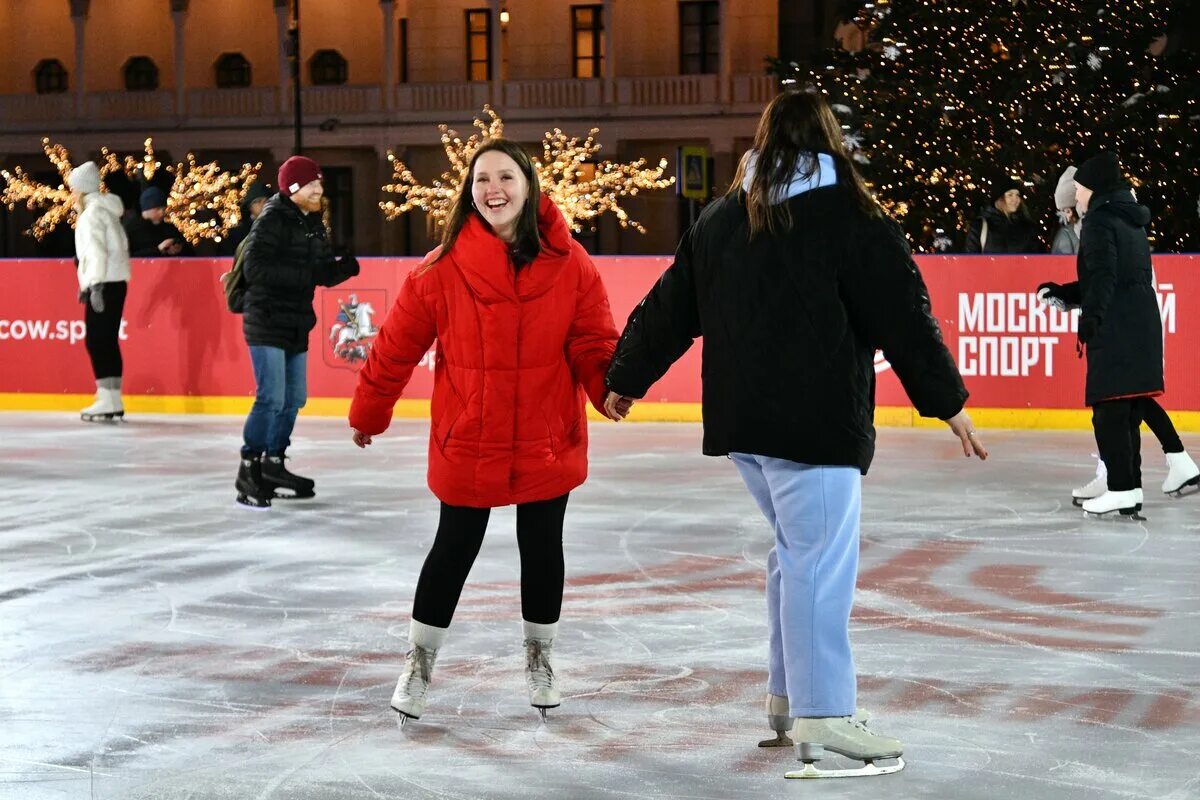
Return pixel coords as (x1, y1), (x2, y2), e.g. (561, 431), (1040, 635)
(0, 0), (837, 257)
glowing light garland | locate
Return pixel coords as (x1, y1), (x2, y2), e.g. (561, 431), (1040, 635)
(381, 106), (675, 233)
(2, 138), (262, 244)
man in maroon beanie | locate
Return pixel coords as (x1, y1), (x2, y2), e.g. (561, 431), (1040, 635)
(233, 155), (360, 508)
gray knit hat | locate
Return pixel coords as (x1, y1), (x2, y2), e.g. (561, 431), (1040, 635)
(1053, 166), (1077, 209)
(67, 161), (101, 195)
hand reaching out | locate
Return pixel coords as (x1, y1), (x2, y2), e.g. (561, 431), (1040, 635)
(945, 410), (988, 460)
(352, 429), (373, 448)
(604, 391), (634, 421)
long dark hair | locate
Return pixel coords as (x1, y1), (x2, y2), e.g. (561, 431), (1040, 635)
(435, 138), (541, 266)
(729, 90), (880, 237)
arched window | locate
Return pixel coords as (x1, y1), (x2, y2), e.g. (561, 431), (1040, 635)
(215, 53), (252, 88)
(124, 56), (159, 91)
(310, 49), (348, 86)
(34, 59), (69, 94)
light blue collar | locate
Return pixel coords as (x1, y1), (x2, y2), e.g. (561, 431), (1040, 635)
(741, 151), (838, 204)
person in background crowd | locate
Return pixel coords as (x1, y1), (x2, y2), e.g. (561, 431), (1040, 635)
(68, 162), (132, 423)
(234, 155), (360, 508)
(1051, 166), (1082, 255)
(218, 181), (272, 257)
(123, 187), (192, 258)
(964, 179), (1042, 254)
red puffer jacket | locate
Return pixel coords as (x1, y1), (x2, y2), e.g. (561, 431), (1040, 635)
(350, 195), (619, 508)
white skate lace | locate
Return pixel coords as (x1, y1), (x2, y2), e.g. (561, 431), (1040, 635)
(402, 646), (435, 698)
(525, 639), (554, 691)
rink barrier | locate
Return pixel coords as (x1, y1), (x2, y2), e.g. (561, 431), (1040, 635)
(2, 254), (1198, 430)
(4, 392), (1200, 433)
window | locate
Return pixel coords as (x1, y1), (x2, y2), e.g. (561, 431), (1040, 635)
(33, 59), (68, 94)
(399, 18), (409, 83)
(679, 1), (719, 75)
(322, 166), (354, 249)
(124, 56), (159, 91)
(310, 49), (348, 86)
(465, 9), (491, 81)
(215, 52), (251, 88)
(572, 5), (604, 79)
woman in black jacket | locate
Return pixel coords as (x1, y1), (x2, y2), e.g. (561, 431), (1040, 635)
(235, 156), (359, 508)
(604, 91), (987, 778)
(964, 179), (1042, 254)
(1038, 151), (1196, 516)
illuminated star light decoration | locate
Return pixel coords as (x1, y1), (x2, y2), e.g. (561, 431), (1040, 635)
(381, 106), (675, 233)
(0, 138), (120, 241)
(105, 139), (263, 245)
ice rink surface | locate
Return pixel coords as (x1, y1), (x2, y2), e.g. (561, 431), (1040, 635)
(1, 413), (1198, 800)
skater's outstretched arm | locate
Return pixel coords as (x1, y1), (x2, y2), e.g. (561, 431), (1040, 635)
(840, 215), (967, 422)
(605, 225), (701, 400)
(349, 269), (436, 439)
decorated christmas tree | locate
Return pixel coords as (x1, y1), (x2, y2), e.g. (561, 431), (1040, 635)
(771, 0), (1198, 252)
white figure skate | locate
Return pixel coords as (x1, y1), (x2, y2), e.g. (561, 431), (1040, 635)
(1071, 459), (1106, 506)
(391, 644), (438, 727)
(80, 385), (124, 423)
(786, 716), (905, 779)
(1163, 452), (1200, 497)
(1082, 489), (1145, 521)
(524, 636), (560, 721)
(758, 694), (870, 747)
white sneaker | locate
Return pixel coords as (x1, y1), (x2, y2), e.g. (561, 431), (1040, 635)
(1163, 452), (1200, 495)
(1071, 459), (1107, 505)
(786, 716), (905, 779)
(390, 644), (438, 722)
(1082, 489), (1143, 518)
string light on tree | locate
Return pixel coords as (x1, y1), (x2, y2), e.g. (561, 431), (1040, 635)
(381, 106), (675, 233)
(0, 138), (120, 241)
(767, 0), (1198, 252)
(105, 139), (263, 245)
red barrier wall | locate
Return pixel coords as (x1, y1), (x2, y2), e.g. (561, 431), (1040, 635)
(1, 255), (1197, 416)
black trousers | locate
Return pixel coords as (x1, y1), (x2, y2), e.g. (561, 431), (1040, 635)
(411, 493), (569, 629)
(1092, 399), (1145, 492)
(84, 281), (127, 381)
(1139, 397), (1184, 454)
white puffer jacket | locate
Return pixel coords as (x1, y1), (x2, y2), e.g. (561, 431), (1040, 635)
(75, 192), (131, 291)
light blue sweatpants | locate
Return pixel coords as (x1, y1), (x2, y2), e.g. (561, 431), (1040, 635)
(731, 453), (861, 718)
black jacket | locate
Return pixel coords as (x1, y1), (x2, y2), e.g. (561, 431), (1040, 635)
(964, 205), (1041, 254)
(241, 194), (358, 353)
(123, 216), (193, 257)
(1058, 188), (1162, 405)
(605, 185), (967, 474)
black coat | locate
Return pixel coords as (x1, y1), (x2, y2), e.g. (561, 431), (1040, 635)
(605, 185), (967, 474)
(964, 205), (1041, 254)
(241, 194), (358, 353)
(123, 216), (193, 257)
(1064, 188), (1162, 406)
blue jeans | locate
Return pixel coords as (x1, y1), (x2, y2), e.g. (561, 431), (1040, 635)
(731, 453), (861, 718)
(242, 346), (307, 457)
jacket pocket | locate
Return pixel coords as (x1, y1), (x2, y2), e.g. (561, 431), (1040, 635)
(434, 379), (467, 452)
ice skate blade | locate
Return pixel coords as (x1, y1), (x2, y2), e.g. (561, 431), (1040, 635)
(538, 707), (548, 722)
(785, 756), (905, 779)
(235, 494), (271, 510)
(1082, 508), (1146, 521)
(1071, 497), (1087, 507)
(758, 732), (794, 747)
(270, 490), (316, 500)
(1166, 477), (1200, 498)
(392, 706), (419, 728)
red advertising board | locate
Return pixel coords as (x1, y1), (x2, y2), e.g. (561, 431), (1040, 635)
(1, 255), (1196, 416)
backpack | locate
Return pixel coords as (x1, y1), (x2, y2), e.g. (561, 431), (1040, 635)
(220, 238), (249, 313)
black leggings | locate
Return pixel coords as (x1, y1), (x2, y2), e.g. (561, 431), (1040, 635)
(1139, 398), (1184, 454)
(411, 493), (569, 628)
(84, 281), (127, 380)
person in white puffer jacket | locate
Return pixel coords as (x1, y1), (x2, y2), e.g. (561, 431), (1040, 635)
(67, 161), (132, 422)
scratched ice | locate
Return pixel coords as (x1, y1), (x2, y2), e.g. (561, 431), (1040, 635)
(1, 413), (1198, 799)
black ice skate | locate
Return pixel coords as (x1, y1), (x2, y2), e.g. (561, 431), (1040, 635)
(235, 454), (274, 509)
(261, 454), (316, 499)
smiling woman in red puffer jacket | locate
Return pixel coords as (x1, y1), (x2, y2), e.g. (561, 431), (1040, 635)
(349, 138), (619, 725)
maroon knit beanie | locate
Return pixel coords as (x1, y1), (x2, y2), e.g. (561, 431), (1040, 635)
(278, 156), (323, 197)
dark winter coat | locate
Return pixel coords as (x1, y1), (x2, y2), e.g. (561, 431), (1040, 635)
(241, 194), (358, 353)
(349, 195), (619, 508)
(123, 216), (193, 258)
(964, 205), (1042, 254)
(605, 184), (968, 475)
(1057, 188), (1162, 406)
